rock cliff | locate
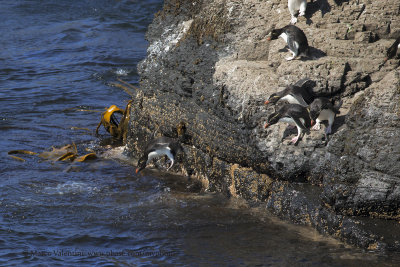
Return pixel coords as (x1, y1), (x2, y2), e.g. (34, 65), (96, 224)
(127, 0), (400, 249)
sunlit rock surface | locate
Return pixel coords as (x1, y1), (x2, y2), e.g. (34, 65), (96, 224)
(127, 0), (400, 249)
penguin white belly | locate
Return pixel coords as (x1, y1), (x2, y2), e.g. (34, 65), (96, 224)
(279, 117), (305, 126)
(288, 0), (307, 15)
(280, 94), (299, 104)
(288, 0), (301, 14)
(146, 147), (174, 164)
(279, 32), (288, 43)
(317, 109), (335, 122)
(279, 117), (295, 125)
(280, 94), (307, 106)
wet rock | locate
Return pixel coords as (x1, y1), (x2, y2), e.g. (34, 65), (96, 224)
(127, 0), (400, 249)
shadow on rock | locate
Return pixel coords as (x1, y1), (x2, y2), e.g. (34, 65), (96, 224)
(307, 46), (327, 60)
(331, 114), (346, 133)
(278, 47), (289, 53)
(305, 0), (346, 25)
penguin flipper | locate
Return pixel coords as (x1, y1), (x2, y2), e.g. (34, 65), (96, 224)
(286, 106), (311, 129)
(291, 92), (309, 106)
(291, 116), (308, 131)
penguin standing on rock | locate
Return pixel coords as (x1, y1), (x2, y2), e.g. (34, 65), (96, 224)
(288, 0), (310, 24)
(267, 25), (309, 61)
(265, 84), (314, 107)
(136, 137), (183, 174)
(309, 97), (342, 135)
(264, 104), (313, 145)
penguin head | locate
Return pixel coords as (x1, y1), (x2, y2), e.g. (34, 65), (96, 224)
(309, 108), (318, 122)
(267, 29), (282, 41)
(264, 93), (280, 105)
(264, 112), (281, 128)
(135, 154), (148, 174)
(308, 104), (320, 127)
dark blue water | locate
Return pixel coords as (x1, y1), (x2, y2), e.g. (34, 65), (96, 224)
(1, 0), (399, 266)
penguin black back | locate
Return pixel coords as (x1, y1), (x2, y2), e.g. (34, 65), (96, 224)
(264, 103), (312, 145)
(265, 103), (312, 129)
(283, 25), (309, 56)
(136, 137), (182, 173)
(265, 84), (314, 106)
(268, 25), (309, 60)
(144, 137), (181, 153)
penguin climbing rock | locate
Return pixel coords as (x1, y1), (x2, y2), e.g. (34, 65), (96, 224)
(264, 104), (313, 145)
(265, 84), (314, 107)
(288, 0), (309, 24)
(267, 25), (309, 61)
(386, 36), (400, 61)
(136, 137), (183, 173)
(309, 97), (342, 135)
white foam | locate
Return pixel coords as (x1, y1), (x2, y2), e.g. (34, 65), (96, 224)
(43, 181), (99, 195)
(114, 68), (129, 76)
(100, 145), (128, 160)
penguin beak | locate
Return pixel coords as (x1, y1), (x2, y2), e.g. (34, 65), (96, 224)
(264, 100), (270, 105)
(266, 36), (271, 41)
(311, 120), (315, 126)
(264, 122), (270, 128)
(135, 168), (140, 174)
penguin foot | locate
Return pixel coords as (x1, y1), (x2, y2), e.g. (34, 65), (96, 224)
(312, 123), (321, 131)
(290, 136), (299, 144)
(299, 11), (305, 17)
(325, 126), (332, 135)
(286, 56), (295, 61)
(290, 17), (297, 24)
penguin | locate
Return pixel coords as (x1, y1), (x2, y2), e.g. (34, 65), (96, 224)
(135, 137), (183, 174)
(264, 84), (314, 107)
(385, 36), (400, 61)
(309, 97), (342, 135)
(267, 25), (309, 61)
(264, 104), (313, 145)
(288, 0), (309, 24)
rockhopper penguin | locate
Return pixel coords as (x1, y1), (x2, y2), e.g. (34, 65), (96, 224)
(264, 103), (313, 145)
(309, 97), (342, 135)
(267, 25), (309, 61)
(288, 0), (309, 24)
(136, 137), (183, 174)
(265, 84), (314, 107)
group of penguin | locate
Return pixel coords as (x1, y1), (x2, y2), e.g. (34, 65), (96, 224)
(263, 0), (343, 145)
(135, 0), (400, 174)
(264, 0), (399, 145)
(264, 82), (342, 145)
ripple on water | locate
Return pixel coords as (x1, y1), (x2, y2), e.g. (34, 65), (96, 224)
(42, 181), (100, 196)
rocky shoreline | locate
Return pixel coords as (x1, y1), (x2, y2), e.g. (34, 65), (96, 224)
(126, 0), (400, 250)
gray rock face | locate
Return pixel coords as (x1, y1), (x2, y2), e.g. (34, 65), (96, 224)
(127, 0), (400, 248)
(318, 70), (400, 218)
